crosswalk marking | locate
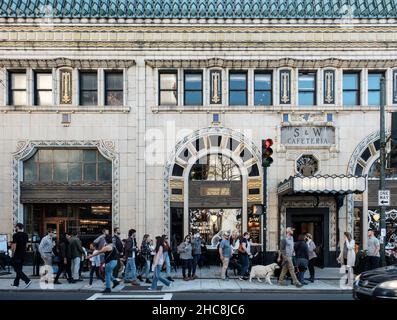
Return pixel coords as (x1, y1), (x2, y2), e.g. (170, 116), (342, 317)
(87, 293), (173, 300)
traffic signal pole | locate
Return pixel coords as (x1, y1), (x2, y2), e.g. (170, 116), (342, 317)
(379, 76), (386, 267)
(262, 165), (267, 264)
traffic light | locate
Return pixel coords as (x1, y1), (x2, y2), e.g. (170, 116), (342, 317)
(262, 138), (273, 167)
(390, 113), (397, 168)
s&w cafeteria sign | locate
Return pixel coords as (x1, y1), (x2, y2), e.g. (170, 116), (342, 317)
(281, 126), (335, 146)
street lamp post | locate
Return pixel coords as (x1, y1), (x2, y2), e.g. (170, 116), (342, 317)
(379, 75), (387, 267)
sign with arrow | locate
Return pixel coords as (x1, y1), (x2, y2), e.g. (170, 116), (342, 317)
(378, 190), (390, 206)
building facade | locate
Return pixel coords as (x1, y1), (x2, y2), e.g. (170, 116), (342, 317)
(1, 0), (397, 265)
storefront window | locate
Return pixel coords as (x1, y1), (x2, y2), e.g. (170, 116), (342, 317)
(189, 208), (242, 246)
(368, 209), (397, 253)
(23, 149), (112, 183)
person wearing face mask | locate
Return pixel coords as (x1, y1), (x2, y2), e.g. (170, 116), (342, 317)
(39, 228), (55, 278)
(191, 231), (202, 280)
(178, 235), (193, 281)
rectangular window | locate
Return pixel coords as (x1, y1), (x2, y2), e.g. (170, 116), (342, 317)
(105, 71), (123, 106)
(298, 72), (316, 106)
(79, 71), (98, 106)
(184, 71), (203, 105)
(229, 72), (247, 106)
(254, 71), (272, 106)
(368, 72), (384, 106)
(343, 72), (360, 105)
(34, 72), (53, 106)
(159, 71), (177, 105)
(9, 71), (27, 106)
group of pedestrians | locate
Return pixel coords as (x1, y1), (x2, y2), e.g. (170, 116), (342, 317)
(176, 232), (203, 281)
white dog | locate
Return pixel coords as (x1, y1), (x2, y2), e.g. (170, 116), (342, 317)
(249, 263), (280, 285)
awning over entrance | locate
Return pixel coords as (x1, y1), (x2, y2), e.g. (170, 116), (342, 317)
(277, 175), (366, 196)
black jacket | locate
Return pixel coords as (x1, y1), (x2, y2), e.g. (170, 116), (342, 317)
(58, 241), (71, 260)
(294, 240), (309, 260)
(112, 235), (124, 255)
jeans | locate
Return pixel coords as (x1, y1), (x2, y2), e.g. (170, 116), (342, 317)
(192, 254), (200, 276)
(239, 254), (249, 277)
(72, 257), (81, 280)
(278, 255), (300, 285)
(89, 266), (104, 285)
(221, 257), (229, 279)
(140, 257), (151, 279)
(12, 257), (30, 286)
(308, 258), (316, 280)
(367, 256), (380, 271)
(105, 260), (117, 289)
(124, 257), (137, 281)
(151, 265), (170, 290)
(182, 259), (192, 278)
(41, 253), (52, 274)
(163, 251), (172, 277)
(54, 259), (72, 282)
(296, 258), (308, 284)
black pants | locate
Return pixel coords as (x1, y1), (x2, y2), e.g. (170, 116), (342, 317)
(12, 257), (30, 286)
(308, 258), (316, 279)
(182, 259), (192, 278)
(113, 259), (122, 278)
(89, 266), (104, 285)
(366, 256), (380, 271)
(54, 260), (72, 282)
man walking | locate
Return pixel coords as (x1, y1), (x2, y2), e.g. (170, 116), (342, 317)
(219, 232), (232, 280)
(238, 232), (250, 280)
(39, 228), (54, 276)
(367, 229), (380, 270)
(124, 229), (139, 286)
(11, 223), (32, 288)
(112, 227), (124, 279)
(69, 232), (84, 281)
(277, 227), (303, 288)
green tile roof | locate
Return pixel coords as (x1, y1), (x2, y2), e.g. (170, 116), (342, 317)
(1, 0), (397, 19)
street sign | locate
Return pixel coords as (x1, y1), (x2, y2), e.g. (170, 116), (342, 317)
(378, 190), (390, 206)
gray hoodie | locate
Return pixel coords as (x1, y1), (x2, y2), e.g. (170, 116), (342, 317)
(178, 242), (193, 260)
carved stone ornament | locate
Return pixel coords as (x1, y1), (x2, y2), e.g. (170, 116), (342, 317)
(60, 69), (72, 104)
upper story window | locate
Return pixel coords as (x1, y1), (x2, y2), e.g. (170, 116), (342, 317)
(34, 72), (53, 106)
(298, 72), (316, 106)
(229, 71), (247, 106)
(8, 71), (27, 106)
(105, 71), (123, 106)
(184, 71), (203, 106)
(23, 149), (112, 183)
(343, 72), (360, 106)
(79, 71), (98, 106)
(254, 71), (272, 106)
(368, 72), (384, 106)
(159, 71), (177, 105)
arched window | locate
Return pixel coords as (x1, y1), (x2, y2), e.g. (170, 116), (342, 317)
(368, 159), (397, 179)
(189, 154), (241, 181)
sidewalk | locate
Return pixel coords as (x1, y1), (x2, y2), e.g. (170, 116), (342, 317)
(0, 267), (352, 293)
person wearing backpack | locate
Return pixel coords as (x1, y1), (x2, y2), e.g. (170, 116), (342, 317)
(88, 234), (119, 293)
(123, 229), (139, 286)
(112, 227), (124, 279)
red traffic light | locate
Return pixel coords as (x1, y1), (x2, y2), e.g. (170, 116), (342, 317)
(262, 138), (274, 167)
(265, 139), (273, 148)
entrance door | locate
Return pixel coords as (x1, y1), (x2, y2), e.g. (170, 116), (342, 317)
(286, 208), (329, 267)
(43, 219), (67, 243)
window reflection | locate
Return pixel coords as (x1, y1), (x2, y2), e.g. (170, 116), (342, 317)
(190, 154), (241, 181)
(229, 72), (247, 105)
(159, 72), (177, 105)
(298, 72), (316, 106)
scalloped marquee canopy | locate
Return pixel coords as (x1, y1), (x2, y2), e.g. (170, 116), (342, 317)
(1, 0), (397, 19)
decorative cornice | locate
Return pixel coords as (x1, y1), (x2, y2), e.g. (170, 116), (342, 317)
(146, 58), (397, 69)
(0, 58), (135, 68)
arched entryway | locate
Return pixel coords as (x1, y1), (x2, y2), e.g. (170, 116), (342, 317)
(164, 127), (263, 248)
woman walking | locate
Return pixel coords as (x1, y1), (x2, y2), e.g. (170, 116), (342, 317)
(337, 232), (356, 285)
(88, 234), (119, 293)
(148, 236), (171, 290)
(53, 234), (73, 284)
(178, 235), (193, 281)
(138, 234), (153, 284)
(306, 233), (317, 282)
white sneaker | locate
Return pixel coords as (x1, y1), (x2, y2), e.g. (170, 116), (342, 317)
(84, 284), (93, 289)
(10, 284), (19, 289)
(24, 281), (32, 288)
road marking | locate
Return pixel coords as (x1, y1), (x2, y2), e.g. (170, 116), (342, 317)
(87, 293), (173, 300)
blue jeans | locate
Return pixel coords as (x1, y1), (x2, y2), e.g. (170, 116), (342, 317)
(239, 254), (249, 277)
(105, 260), (117, 289)
(151, 265), (170, 290)
(163, 251), (171, 277)
(141, 257), (151, 279)
(124, 257), (137, 281)
(296, 258), (308, 284)
(192, 254), (200, 276)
